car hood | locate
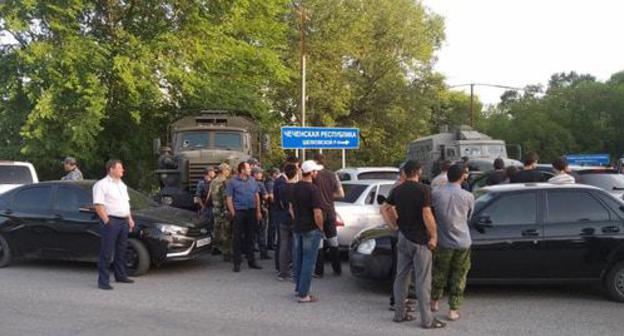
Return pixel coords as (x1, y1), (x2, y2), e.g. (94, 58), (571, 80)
(354, 224), (395, 242)
(0, 184), (21, 194)
(133, 206), (199, 227)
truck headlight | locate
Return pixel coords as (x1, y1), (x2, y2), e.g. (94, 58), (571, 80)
(157, 224), (188, 235)
(356, 239), (376, 255)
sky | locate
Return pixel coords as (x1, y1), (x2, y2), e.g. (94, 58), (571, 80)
(422, 0), (624, 105)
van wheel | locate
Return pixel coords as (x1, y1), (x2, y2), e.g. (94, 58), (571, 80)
(0, 234), (12, 268)
(604, 261), (624, 302)
(125, 238), (150, 277)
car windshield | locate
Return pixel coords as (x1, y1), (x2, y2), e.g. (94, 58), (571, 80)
(179, 132), (210, 150)
(0, 166), (33, 184)
(577, 173), (624, 191)
(336, 184), (368, 203)
(128, 188), (158, 210)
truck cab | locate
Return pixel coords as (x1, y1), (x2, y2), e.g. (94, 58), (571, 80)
(154, 111), (266, 209)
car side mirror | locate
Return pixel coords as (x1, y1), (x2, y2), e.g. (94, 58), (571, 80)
(79, 205), (96, 213)
(377, 194), (387, 204)
(472, 215), (492, 229)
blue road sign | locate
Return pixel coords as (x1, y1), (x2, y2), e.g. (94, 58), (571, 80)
(281, 126), (360, 149)
(565, 154), (610, 166)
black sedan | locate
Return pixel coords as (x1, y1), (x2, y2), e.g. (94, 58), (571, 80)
(0, 180), (211, 276)
(350, 183), (624, 302)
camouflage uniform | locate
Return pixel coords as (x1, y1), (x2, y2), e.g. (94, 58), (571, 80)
(431, 247), (471, 310)
(62, 168), (83, 181)
(211, 175), (232, 259)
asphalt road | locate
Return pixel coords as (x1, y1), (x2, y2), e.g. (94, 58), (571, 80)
(0, 254), (622, 336)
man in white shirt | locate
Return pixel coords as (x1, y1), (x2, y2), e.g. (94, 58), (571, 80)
(93, 159), (135, 290)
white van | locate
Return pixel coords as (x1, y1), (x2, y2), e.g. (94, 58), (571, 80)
(0, 161), (39, 194)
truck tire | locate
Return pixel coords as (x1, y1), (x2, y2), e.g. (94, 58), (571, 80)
(125, 238), (150, 277)
(0, 234), (12, 268)
(604, 261), (624, 302)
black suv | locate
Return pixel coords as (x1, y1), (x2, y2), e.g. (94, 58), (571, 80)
(0, 181), (211, 276)
(350, 183), (624, 302)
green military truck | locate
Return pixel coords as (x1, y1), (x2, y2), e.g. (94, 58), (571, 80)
(154, 110), (268, 209)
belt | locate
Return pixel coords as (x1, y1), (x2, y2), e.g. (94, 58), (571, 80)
(109, 215), (128, 220)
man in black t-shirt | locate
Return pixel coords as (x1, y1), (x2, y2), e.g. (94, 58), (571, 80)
(509, 152), (545, 183)
(313, 153), (345, 277)
(290, 160), (325, 303)
(381, 160), (446, 329)
(275, 163), (298, 280)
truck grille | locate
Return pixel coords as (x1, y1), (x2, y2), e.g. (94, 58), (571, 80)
(188, 162), (217, 193)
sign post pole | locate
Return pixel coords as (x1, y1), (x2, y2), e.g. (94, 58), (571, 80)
(342, 149), (346, 169)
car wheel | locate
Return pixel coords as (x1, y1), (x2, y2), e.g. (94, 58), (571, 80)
(125, 238), (150, 277)
(0, 234), (12, 268)
(605, 261), (624, 302)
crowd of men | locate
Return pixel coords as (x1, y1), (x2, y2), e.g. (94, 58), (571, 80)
(70, 149), (576, 328)
(187, 154), (344, 303)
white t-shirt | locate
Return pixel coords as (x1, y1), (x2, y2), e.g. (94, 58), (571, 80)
(93, 175), (131, 217)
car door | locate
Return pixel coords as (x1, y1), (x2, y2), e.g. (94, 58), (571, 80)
(52, 186), (101, 261)
(356, 184), (382, 230)
(9, 185), (55, 258)
(469, 190), (544, 279)
(542, 189), (618, 279)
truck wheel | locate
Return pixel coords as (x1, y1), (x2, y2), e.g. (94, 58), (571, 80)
(0, 234), (12, 268)
(604, 261), (624, 302)
(125, 238), (150, 277)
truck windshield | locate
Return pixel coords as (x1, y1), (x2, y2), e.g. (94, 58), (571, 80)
(179, 132), (210, 150)
(215, 132), (243, 150)
(485, 144), (506, 157)
(461, 146), (482, 157)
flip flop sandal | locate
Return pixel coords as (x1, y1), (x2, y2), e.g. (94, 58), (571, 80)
(393, 314), (415, 323)
(298, 295), (319, 303)
(422, 318), (447, 329)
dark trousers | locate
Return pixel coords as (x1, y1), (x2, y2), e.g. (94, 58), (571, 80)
(256, 208), (268, 255)
(233, 209), (257, 265)
(98, 217), (129, 286)
(315, 212), (341, 275)
(267, 208), (279, 250)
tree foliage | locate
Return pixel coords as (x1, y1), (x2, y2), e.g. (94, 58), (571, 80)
(478, 71), (624, 163)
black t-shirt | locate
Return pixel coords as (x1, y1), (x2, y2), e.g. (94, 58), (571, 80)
(509, 169), (544, 183)
(271, 176), (288, 211)
(314, 169), (339, 216)
(291, 181), (323, 233)
(386, 181), (431, 245)
(486, 170), (507, 185)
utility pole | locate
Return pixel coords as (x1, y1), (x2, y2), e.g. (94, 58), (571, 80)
(449, 83), (525, 128)
(295, 3), (308, 160)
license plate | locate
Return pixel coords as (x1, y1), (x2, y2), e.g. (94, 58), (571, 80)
(196, 237), (211, 248)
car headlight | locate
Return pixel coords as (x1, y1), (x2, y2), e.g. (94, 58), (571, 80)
(161, 196), (174, 205)
(157, 224), (189, 235)
(356, 239), (376, 255)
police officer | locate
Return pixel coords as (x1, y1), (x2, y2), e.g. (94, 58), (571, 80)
(62, 157), (84, 181)
(253, 167), (271, 260)
(211, 163), (232, 261)
(226, 161), (263, 272)
(93, 159), (135, 290)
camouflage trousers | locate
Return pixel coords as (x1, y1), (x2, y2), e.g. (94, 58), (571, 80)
(431, 247), (471, 310)
(213, 209), (232, 257)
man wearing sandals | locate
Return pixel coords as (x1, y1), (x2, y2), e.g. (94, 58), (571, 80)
(381, 160), (446, 329)
(290, 160), (325, 303)
(431, 164), (474, 321)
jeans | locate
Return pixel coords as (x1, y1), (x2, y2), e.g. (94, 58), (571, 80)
(271, 210), (290, 271)
(232, 209), (257, 265)
(98, 217), (129, 286)
(293, 229), (323, 298)
(393, 233), (433, 327)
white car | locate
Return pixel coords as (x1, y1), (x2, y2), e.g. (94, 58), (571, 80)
(0, 161), (38, 194)
(336, 167), (400, 182)
(335, 179), (396, 248)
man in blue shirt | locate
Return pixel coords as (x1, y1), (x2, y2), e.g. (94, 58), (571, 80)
(226, 161), (263, 272)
